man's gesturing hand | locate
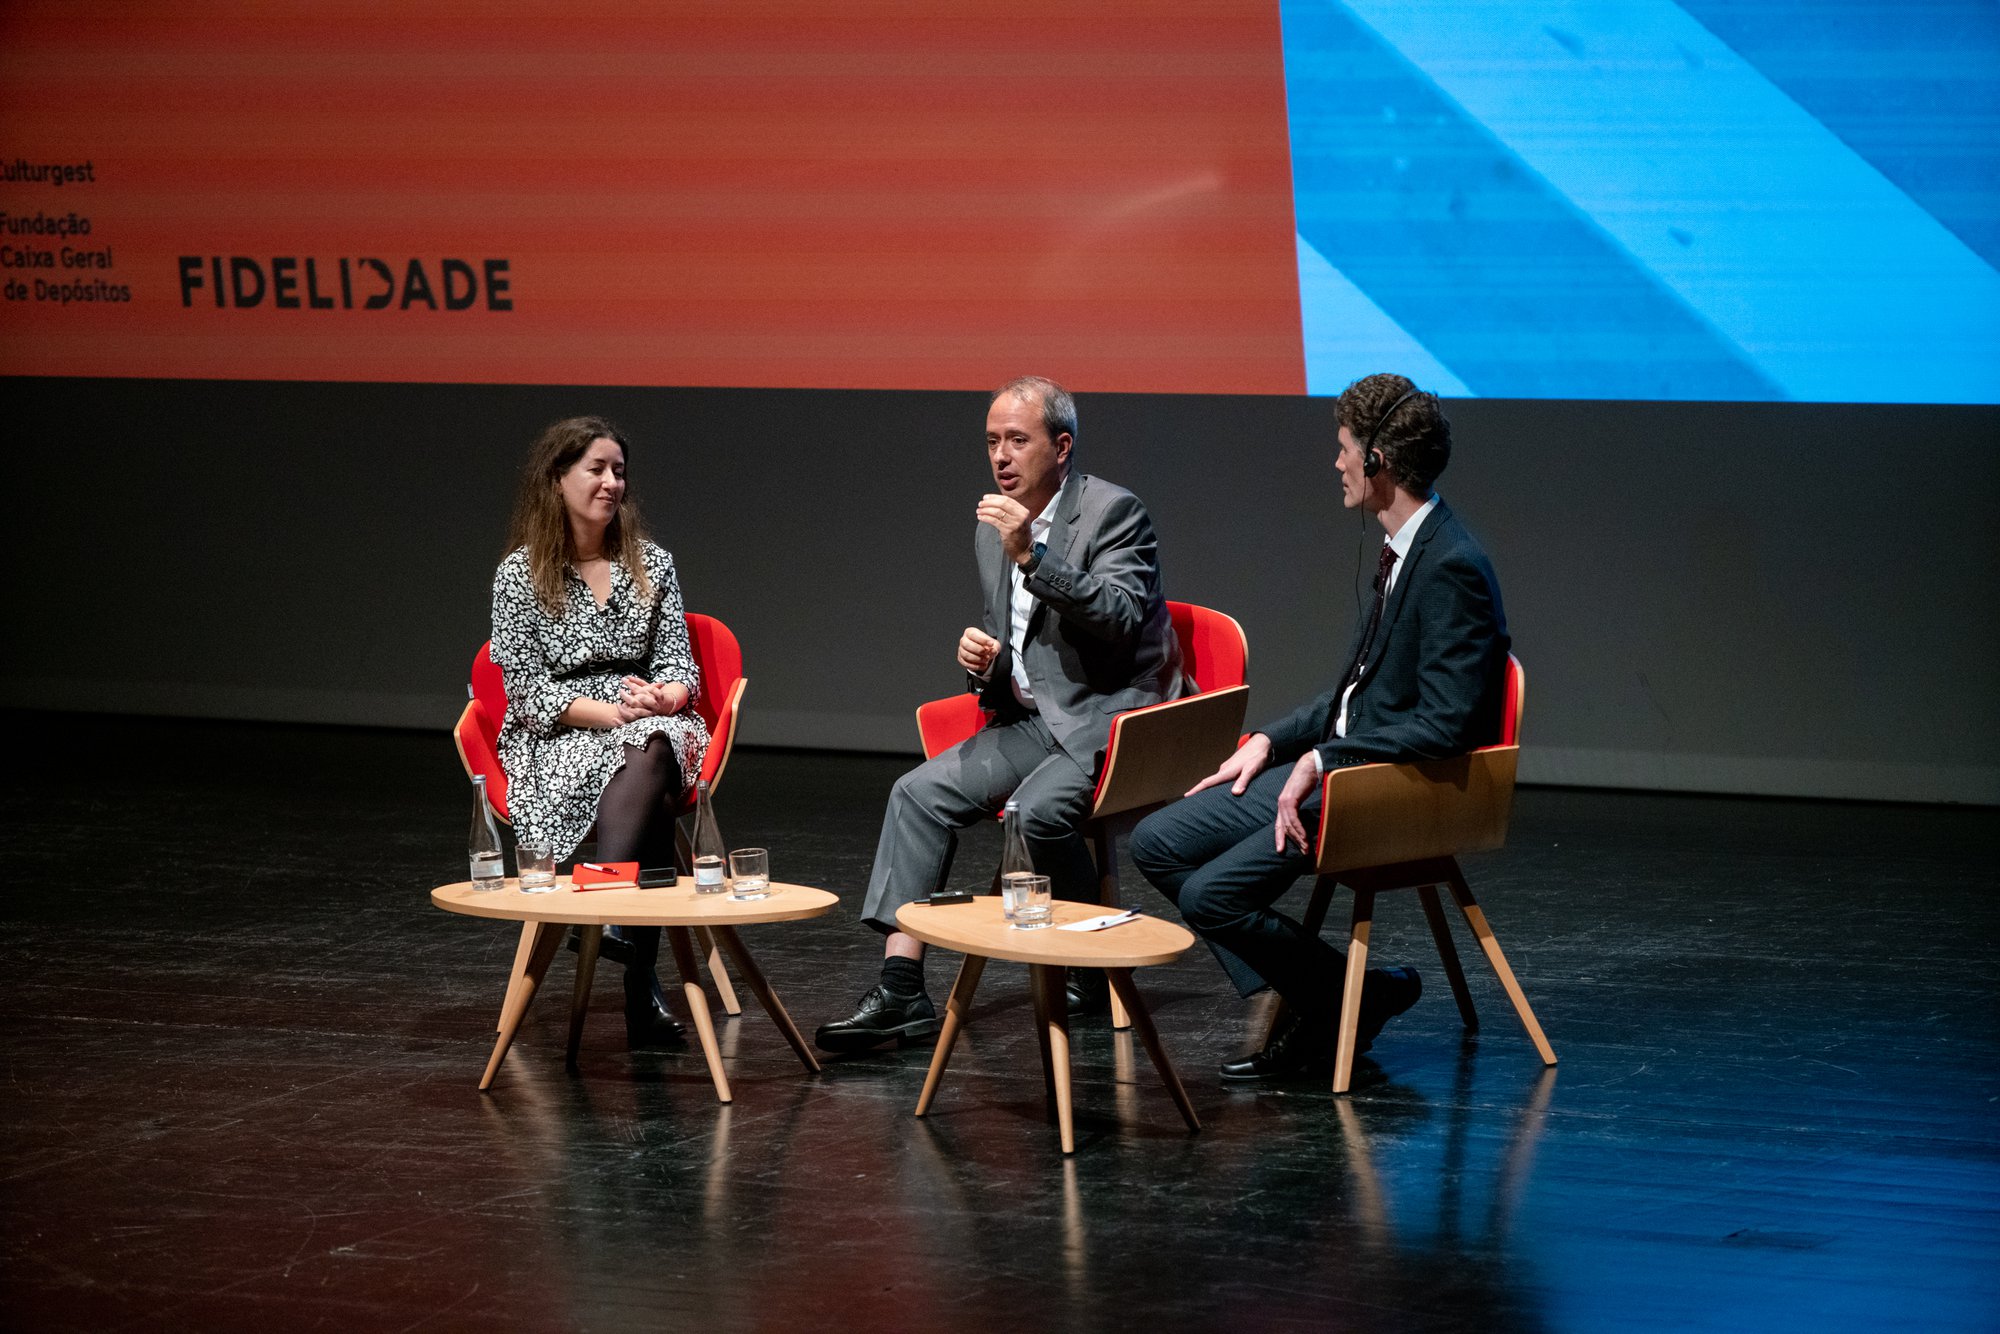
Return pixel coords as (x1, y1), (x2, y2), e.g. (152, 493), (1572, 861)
(1273, 754), (1320, 855)
(1186, 732), (1273, 797)
(958, 626), (1000, 677)
(976, 493), (1036, 565)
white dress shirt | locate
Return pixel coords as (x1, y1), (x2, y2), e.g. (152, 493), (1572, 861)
(1315, 494), (1438, 770)
(1008, 492), (1062, 709)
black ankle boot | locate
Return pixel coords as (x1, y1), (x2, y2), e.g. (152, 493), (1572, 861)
(622, 928), (686, 1050)
(624, 965), (687, 1048)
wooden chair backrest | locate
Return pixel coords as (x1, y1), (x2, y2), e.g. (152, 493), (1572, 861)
(1313, 653), (1527, 875)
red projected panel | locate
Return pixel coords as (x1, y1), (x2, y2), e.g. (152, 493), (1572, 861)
(0, 2), (1303, 394)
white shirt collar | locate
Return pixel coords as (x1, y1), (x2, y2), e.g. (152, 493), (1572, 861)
(1381, 493), (1438, 588)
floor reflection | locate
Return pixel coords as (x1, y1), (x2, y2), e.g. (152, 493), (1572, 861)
(1327, 1055), (1561, 1330)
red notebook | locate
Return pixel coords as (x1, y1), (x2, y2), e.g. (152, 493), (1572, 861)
(570, 860), (639, 891)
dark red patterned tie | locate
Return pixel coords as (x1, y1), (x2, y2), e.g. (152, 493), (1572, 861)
(1337, 543), (1399, 704)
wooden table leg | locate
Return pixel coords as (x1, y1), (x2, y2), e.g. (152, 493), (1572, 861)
(565, 924), (603, 1069)
(1332, 889), (1375, 1095)
(498, 920), (537, 1032)
(1029, 959), (1057, 1106)
(667, 926), (732, 1103)
(693, 926), (743, 1016)
(480, 920), (567, 1091)
(1106, 968), (1199, 1133)
(1033, 964), (1076, 1154)
(916, 954), (987, 1117)
(710, 926), (819, 1074)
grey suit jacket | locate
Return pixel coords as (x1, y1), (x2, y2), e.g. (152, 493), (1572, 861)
(970, 472), (1186, 770)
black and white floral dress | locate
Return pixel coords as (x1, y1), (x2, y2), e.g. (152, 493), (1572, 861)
(490, 540), (709, 860)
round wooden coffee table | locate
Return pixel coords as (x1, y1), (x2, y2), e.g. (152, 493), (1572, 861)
(433, 878), (836, 1101)
(895, 896), (1201, 1153)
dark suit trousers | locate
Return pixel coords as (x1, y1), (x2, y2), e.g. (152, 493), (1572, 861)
(1129, 767), (1346, 1013)
(858, 713), (1099, 935)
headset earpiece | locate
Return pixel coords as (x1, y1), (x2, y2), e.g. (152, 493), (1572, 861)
(1363, 390), (1418, 483)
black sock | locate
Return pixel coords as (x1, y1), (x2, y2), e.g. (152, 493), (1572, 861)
(881, 955), (925, 997)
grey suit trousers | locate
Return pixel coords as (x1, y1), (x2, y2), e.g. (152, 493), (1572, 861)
(858, 712), (1100, 934)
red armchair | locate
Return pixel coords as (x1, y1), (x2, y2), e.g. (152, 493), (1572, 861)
(915, 601), (1251, 1027)
(451, 613), (751, 1021)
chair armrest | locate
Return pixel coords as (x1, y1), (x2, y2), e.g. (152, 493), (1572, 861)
(452, 699), (511, 825)
(1313, 744), (1519, 874)
(1089, 685), (1251, 820)
(916, 692), (989, 760)
(699, 677), (749, 795)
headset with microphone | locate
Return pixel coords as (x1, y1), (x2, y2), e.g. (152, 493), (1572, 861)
(1362, 390), (1417, 479)
(1350, 388), (1421, 623)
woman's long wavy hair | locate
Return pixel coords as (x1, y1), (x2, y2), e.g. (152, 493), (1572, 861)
(505, 416), (653, 615)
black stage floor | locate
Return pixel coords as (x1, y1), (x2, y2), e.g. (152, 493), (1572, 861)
(2, 712), (1996, 1332)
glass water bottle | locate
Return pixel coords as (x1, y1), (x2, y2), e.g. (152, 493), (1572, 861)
(997, 798), (1036, 918)
(468, 774), (505, 888)
(691, 780), (728, 894)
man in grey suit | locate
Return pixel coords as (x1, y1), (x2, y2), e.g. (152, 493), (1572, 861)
(1131, 373), (1509, 1081)
(815, 375), (1185, 1053)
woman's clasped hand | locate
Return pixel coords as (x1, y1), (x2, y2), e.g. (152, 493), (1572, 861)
(616, 675), (690, 722)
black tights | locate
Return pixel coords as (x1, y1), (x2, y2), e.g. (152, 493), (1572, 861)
(595, 736), (685, 867)
(593, 736), (684, 977)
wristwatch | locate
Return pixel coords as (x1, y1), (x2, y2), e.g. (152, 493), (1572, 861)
(1021, 541), (1046, 575)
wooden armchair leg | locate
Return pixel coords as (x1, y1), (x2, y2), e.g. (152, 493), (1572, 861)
(1445, 871), (1556, 1067)
(1092, 823), (1132, 1031)
(1417, 882), (1479, 1030)
(1331, 888), (1375, 1094)
(1267, 874), (1340, 1049)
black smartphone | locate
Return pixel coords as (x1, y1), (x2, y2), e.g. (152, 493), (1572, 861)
(638, 867), (678, 888)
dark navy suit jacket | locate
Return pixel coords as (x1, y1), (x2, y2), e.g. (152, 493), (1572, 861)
(1259, 498), (1510, 769)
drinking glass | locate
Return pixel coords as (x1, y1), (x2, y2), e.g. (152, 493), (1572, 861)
(729, 848), (772, 900)
(1002, 873), (1052, 929)
(517, 841), (557, 893)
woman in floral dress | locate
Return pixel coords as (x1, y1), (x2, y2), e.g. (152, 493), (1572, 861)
(490, 416), (709, 1046)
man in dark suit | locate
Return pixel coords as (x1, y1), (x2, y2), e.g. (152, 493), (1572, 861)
(816, 375), (1185, 1053)
(1130, 373), (1509, 1080)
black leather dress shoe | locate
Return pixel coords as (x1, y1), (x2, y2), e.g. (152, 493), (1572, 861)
(813, 986), (940, 1053)
(1066, 968), (1110, 1017)
(624, 968), (688, 1049)
(1220, 967), (1425, 1082)
(1220, 1009), (1336, 1081)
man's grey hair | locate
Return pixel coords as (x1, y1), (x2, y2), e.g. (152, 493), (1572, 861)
(990, 375), (1078, 448)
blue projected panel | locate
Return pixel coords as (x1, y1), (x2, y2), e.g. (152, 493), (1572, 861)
(1282, 0), (2000, 403)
